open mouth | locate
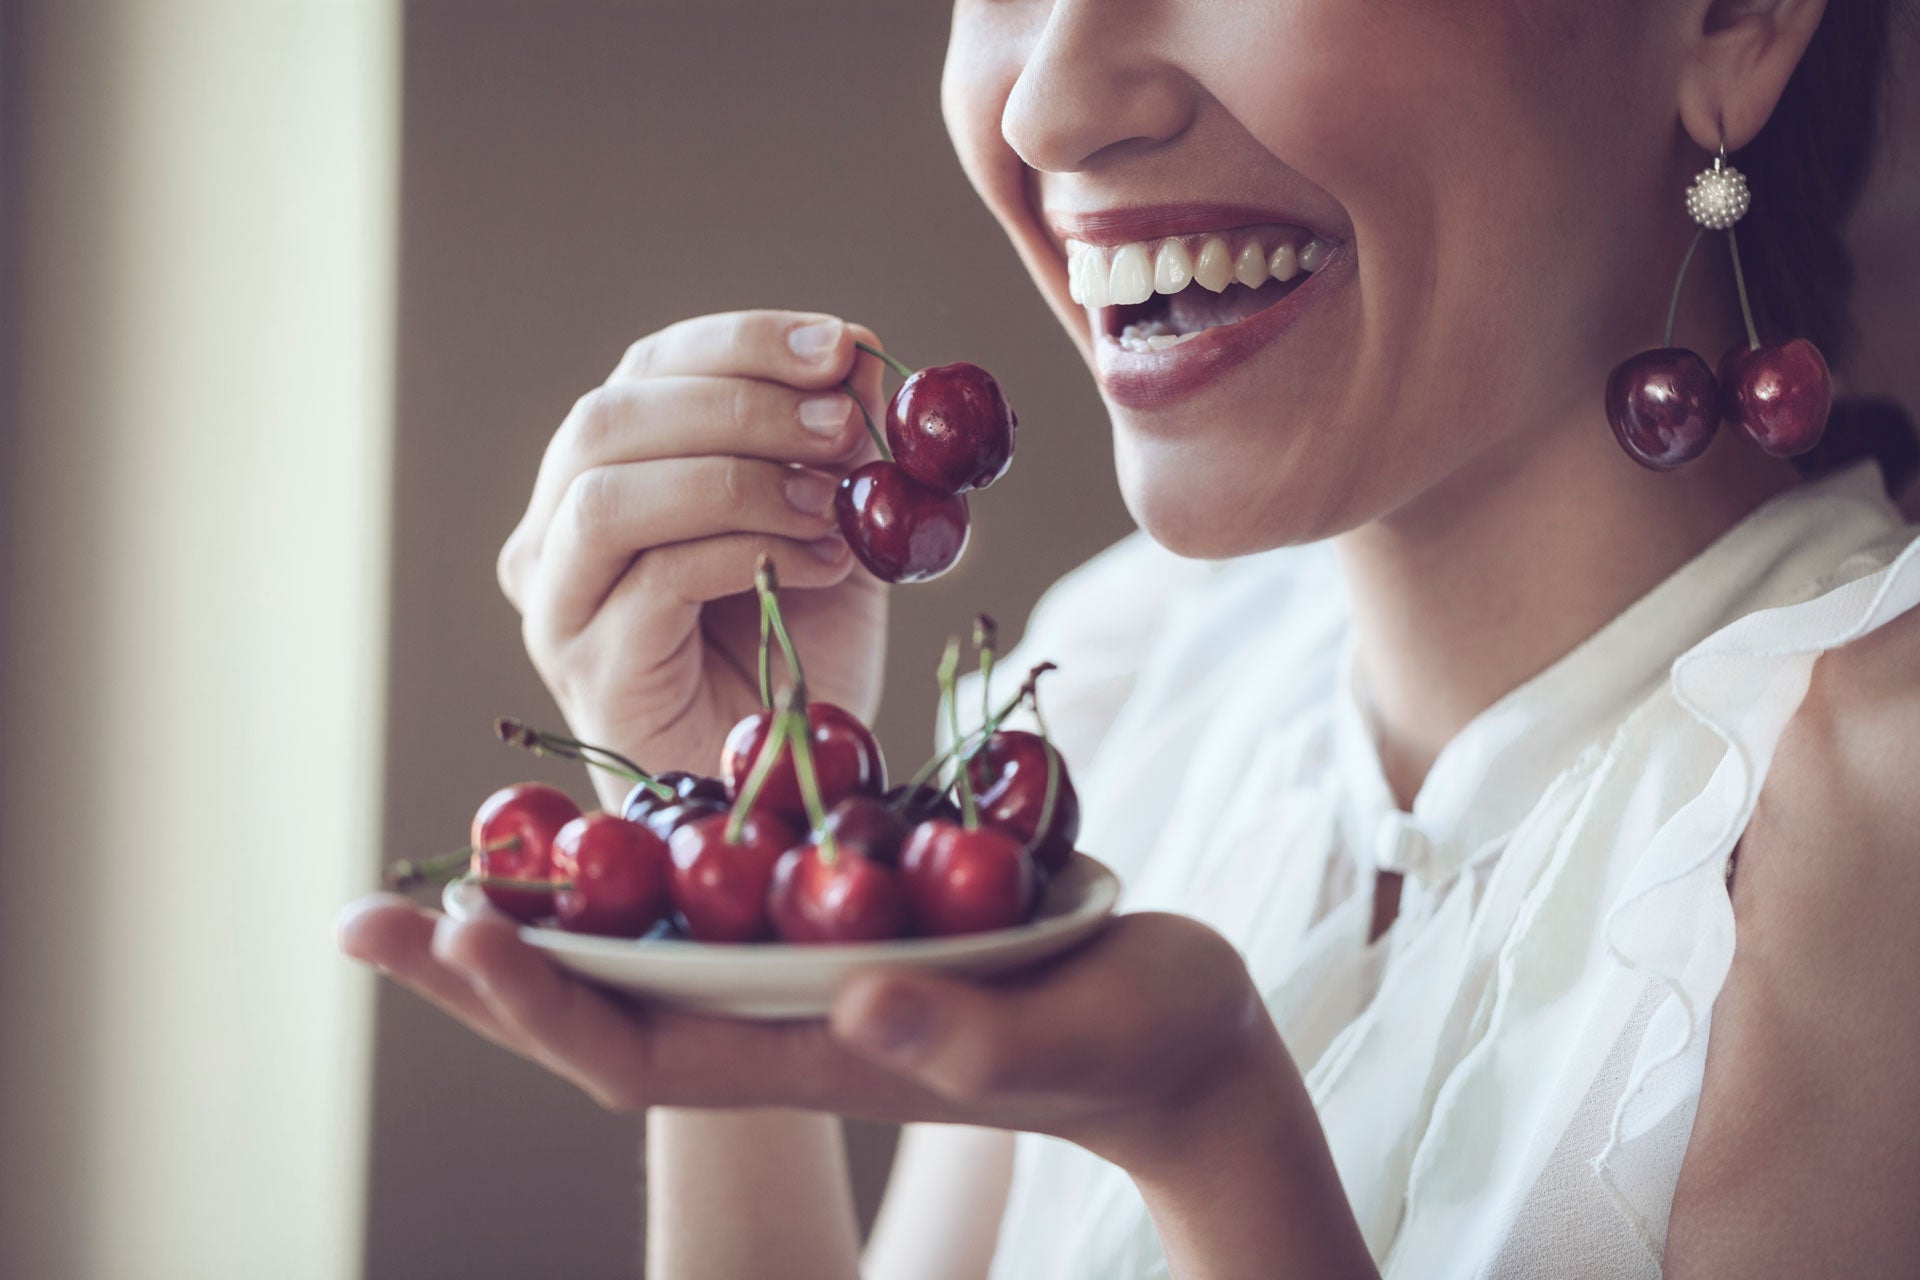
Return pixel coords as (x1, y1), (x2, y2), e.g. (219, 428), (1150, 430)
(1066, 225), (1332, 352)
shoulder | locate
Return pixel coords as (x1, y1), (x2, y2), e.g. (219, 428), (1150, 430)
(1663, 602), (1920, 1275)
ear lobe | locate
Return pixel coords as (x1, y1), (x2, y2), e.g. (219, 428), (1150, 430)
(1678, 0), (1829, 153)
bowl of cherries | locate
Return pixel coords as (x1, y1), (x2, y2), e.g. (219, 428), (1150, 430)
(390, 560), (1116, 1020)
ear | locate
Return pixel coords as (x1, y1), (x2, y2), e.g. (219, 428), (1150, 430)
(1677, 0), (1829, 153)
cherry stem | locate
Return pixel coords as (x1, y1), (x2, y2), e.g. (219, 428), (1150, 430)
(1727, 227), (1761, 352)
(757, 606), (773, 711)
(725, 698), (789, 845)
(938, 638), (979, 829)
(1026, 740), (1063, 863)
(467, 873), (569, 894)
(1663, 226), (1706, 349)
(493, 718), (673, 801)
(842, 379), (892, 463)
(854, 339), (914, 383)
(384, 836), (521, 890)
(893, 661), (1059, 805)
(780, 703), (837, 863)
(753, 556), (809, 706)
(974, 613), (998, 728)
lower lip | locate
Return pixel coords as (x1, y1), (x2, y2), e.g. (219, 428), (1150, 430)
(1089, 244), (1353, 411)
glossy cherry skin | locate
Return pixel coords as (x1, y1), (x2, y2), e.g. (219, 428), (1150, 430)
(768, 841), (909, 943)
(884, 362), (1016, 495)
(551, 813), (672, 937)
(720, 702), (886, 822)
(884, 783), (962, 826)
(1605, 347), (1720, 471)
(835, 461), (970, 585)
(667, 810), (799, 942)
(967, 730), (1080, 874)
(622, 771), (728, 824)
(817, 795), (913, 867)
(1719, 338), (1832, 458)
(642, 797), (728, 842)
(899, 820), (1037, 938)
(470, 782), (581, 922)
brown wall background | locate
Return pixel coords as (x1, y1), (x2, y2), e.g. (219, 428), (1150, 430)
(365, 3), (1130, 1275)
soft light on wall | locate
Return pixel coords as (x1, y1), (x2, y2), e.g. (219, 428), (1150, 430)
(1, 3), (398, 1277)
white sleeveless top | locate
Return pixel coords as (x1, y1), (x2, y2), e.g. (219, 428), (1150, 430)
(975, 459), (1920, 1279)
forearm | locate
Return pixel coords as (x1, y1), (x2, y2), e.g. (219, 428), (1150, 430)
(646, 1108), (862, 1280)
(1127, 1051), (1378, 1280)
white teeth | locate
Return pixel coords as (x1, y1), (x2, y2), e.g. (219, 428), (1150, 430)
(1152, 241), (1194, 295)
(1108, 243), (1154, 306)
(1192, 236), (1233, 293)
(1118, 323), (1205, 354)
(1065, 227), (1331, 312)
(1234, 242), (1268, 288)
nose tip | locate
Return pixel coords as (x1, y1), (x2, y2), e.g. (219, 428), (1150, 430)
(998, 9), (1193, 175)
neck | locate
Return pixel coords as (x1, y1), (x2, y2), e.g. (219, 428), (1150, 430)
(1334, 398), (1799, 810)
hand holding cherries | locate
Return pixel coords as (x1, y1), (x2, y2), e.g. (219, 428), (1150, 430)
(384, 561), (1080, 949)
(835, 343), (1018, 584)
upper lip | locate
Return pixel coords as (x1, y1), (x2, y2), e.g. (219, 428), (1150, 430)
(1042, 202), (1332, 250)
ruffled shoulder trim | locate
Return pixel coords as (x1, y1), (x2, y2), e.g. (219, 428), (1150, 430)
(1594, 525), (1920, 1260)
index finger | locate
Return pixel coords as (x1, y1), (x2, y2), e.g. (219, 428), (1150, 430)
(609, 310), (862, 389)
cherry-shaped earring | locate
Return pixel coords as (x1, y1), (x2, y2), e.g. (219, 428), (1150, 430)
(1606, 143), (1832, 469)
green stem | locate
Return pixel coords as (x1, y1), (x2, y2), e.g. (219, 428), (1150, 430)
(1026, 740), (1062, 861)
(938, 638), (979, 829)
(842, 378), (892, 462)
(493, 718), (673, 800)
(757, 606), (773, 710)
(753, 556), (809, 705)
(854, 339), (914, 382)
(1727, 227), (1760, 351)
(890, 662), (1058, 809)
(466, 873), (569, 894)
(974, 614), (998, 729)
(725, 700), (790, 845)
(781, 705), (836, 862)
(1663, 226), (1706, 348)
(384, 836), (519, 890)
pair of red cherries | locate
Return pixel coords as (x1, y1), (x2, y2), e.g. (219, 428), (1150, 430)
(1606, 335), (1832, 471)
(834, 344), (1017, 583)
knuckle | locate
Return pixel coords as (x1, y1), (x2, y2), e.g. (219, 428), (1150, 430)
(619, 334), (656, 381)
(729, 377), (757, 438)
(561, 467), (620, 537)
(495, 531), (525, 606)
(715, 456), (753, 512)
(565, 386), (619, 457)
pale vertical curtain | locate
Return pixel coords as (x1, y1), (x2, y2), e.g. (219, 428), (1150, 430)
(1, 3), (398, 1278)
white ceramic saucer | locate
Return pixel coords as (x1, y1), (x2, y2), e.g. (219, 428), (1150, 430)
(442, 851), (1120, 1020)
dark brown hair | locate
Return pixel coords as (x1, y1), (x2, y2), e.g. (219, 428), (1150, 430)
(1740, 0), (1914, 487)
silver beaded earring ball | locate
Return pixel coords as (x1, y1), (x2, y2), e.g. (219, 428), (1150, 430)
(1685, 147), (1751, 231)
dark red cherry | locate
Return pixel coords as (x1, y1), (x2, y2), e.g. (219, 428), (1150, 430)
(643, 797), (728, 841)
(884, 362), (1017, 495)
(835, 461), (970, 585)
(1605, 347), (1720, 471)
(1719, 338), (1832, 458)
(667, 810), (799, 942)
(768, 841), (909, 943)
(899, 820), (1037, 937)
(966, 730), (1079, 875)
(720, 702), (886, 822)
(623, 771), (729, 824)
(551, 813), (672, 937)
(884, 783), (962, 826)
(817, 795), (913, 867)
(470, 783), (581, 922)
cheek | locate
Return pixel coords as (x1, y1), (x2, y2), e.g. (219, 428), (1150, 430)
(940, 7), (1027, 226)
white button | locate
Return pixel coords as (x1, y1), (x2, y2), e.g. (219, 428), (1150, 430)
(1373, 810), (1435, 879)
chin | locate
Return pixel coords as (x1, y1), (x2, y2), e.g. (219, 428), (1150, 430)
(1111, 415), (1362, 560)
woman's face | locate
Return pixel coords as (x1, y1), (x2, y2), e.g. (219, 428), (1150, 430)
(944, 0), (1698, 557)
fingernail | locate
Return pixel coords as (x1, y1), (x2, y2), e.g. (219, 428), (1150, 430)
(807, 533), (848, 561)
(787, 318), (843, 364)
(784, 470), (837, 516)
(797, 393), (852, 436)
(846, 986), (935, 1061)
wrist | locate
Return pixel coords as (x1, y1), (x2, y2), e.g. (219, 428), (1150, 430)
(1122, 1034), (1377, 1280)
